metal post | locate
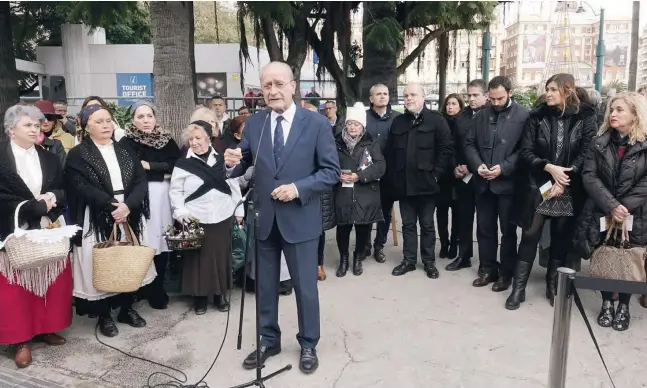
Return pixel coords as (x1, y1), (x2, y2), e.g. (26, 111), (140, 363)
(595, 8), (605, 92)
(547, 267), (577, 388)
(482, 25), (491, 81)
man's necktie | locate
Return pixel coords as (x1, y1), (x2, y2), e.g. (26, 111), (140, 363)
(274, 116), (285, 166)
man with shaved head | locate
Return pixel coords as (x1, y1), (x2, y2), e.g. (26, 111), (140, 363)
(224, 61), (339, 374)
(384, 82), (454, 279)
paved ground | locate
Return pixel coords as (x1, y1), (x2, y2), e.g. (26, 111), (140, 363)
(1, 213), (646, 388)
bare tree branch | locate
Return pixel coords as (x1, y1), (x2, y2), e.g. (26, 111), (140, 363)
(396, 26), (449, 76)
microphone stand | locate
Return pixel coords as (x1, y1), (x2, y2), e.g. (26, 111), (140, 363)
(231, 184), (292, 388)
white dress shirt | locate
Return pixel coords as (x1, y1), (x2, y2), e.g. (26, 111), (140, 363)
(270, 103), (296, 145)
(95, 141), (124, 191)
(170, 148), (244, 224)
(11, 141), (43, 198)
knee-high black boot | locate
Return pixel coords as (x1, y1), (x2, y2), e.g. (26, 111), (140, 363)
(147, 253), (169, 309)
(505, 261), (533, 310)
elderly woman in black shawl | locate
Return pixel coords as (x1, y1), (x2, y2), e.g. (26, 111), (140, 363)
(65, 104), (156, 338)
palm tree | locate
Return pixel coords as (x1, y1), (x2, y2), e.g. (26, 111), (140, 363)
(150, 1), (197, 143)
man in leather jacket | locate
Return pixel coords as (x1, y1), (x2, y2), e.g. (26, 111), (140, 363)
(464, 76), (528, 291)
(384, 83), (454, 279)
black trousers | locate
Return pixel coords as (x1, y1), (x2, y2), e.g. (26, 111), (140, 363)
(436, 183), (459, 247)
(336, 224), (371, 256)
(456, 181), (475, 259)
(517, 214), (574, 266)
(318, 232), (325, 265)
(475, 190), (518, 278)
(372, 191), (395, 249)
(400, 195), (436, 265)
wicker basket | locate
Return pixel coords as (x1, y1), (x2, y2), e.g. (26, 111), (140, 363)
(92, 222), (155, 293)
(164, 222), (203, 252)
(3, 201), (76, 270)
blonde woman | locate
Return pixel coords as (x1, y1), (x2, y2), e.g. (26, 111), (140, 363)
(575, 92), (647, 331)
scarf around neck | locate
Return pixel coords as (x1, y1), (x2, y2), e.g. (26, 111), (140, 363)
(342, 126), (365, 153)
(125, 123), (172, 150)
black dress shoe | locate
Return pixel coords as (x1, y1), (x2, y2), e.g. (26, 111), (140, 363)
(373, 247), (386, 263)
(423, 263), (439, 279)
(194, 296), (208, 315)
(445, 257), (471, 271)
(491, 277), (512, 292)
(613, 303), (630, 331)
(392, 262), (416, 276)
(242, 345), (282, 370)
(597, 300), (615, 328)
(279, 280), (293, 296)
(299, 348), (319, 374)
(472, 274), (498, 287)
(98, 315), (119, 337)
(117, 307), (147, 328)
(214, 294), (230, 312)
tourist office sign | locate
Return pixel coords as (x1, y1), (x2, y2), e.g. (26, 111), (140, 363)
(116, 73), (154, 106)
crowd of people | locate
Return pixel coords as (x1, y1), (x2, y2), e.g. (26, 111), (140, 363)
(1, 63), (646, 375)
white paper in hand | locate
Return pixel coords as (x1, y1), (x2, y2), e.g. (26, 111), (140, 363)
(626, 215), (634, 231)
(342, 182), (354, 188)
(462, 172), (473, 184)
(539, 181), (553, 201)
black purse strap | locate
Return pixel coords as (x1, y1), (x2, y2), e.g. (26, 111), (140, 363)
(572, 286), (617, 388)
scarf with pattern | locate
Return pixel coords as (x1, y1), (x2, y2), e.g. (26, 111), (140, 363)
(125, 123), (172, 150)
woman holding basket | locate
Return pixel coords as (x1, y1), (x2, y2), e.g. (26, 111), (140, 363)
(0, 104), (73, 368)
(575, 92), (647, 331)
(65, 104), (156, 338)
(169, 120), (244, 315)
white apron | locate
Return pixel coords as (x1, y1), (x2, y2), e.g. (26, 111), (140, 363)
(146, 180), (173, 255)
(72, 194), (157, 301)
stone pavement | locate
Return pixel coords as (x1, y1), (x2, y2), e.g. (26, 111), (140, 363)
(1, 219), (646, 388)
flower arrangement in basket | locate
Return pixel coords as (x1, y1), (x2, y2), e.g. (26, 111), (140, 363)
(164, 219), (204, 251)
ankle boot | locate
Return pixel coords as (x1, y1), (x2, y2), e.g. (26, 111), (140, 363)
(336, 254), (349, 277)
(546, 259), (562, 307)
(352, 252), (364, 276)
(505, 261), (533, 310)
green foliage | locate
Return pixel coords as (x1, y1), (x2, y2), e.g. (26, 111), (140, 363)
(106, 102), (132, 128)
(512, 89), (539, 109)
(194, 2), (257, 45)
(10, 1), (150, 93)
(364, 16), (403, 53)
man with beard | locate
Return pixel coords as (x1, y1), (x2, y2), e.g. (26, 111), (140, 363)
(445, 79), (487, 273)
(364, 84), (401, 262)
(385, 83), (453, 279)
(464, 76), (528, 290)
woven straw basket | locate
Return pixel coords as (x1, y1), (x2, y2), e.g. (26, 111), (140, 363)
(4, 201), (72, 270)
(92, 222), (155, 293)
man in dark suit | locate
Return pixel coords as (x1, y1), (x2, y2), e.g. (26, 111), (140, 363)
(464, 76), (528, 291)
(224, 62), (340, 374)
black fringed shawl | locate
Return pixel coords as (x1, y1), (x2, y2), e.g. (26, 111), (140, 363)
(0, 142), (66, 241)
(64, 140), (149, 244)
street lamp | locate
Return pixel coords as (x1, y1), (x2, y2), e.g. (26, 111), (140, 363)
(576, 1), (605, 92)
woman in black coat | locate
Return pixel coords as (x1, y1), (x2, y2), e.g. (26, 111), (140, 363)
(575, 92), (647, 331)
(506, 74), (597, 310)
(334, 104), (386, 277)
(437, 93), (464, 259)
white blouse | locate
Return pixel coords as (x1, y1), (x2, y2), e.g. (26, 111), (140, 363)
(169, 148), (244, 224)
(11, 141), (42, 198)
(95, 141), (124, 191)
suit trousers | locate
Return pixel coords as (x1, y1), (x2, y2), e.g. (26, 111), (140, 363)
(372, 191), (395, 250)
(456, 181), (475, 259)
(400, 195), (436, 265)
(475, 190), (518, 278)
(436, 183), (459, 247)
(257, 220), (320, 349)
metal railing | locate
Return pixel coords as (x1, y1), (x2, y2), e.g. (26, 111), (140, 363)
(548, 268), (647, 387)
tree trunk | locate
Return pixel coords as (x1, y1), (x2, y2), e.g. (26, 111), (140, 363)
(628, 1), (640, 91)
(438, 32), (449, 109)
(150, 1), (197, 144)
(0, 2), (19, 141)
(360, 1), (398, 105)
(286, 16), (309, 104)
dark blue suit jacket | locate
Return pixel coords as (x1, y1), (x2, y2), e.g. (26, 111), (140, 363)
(232, 106), (340, 243)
